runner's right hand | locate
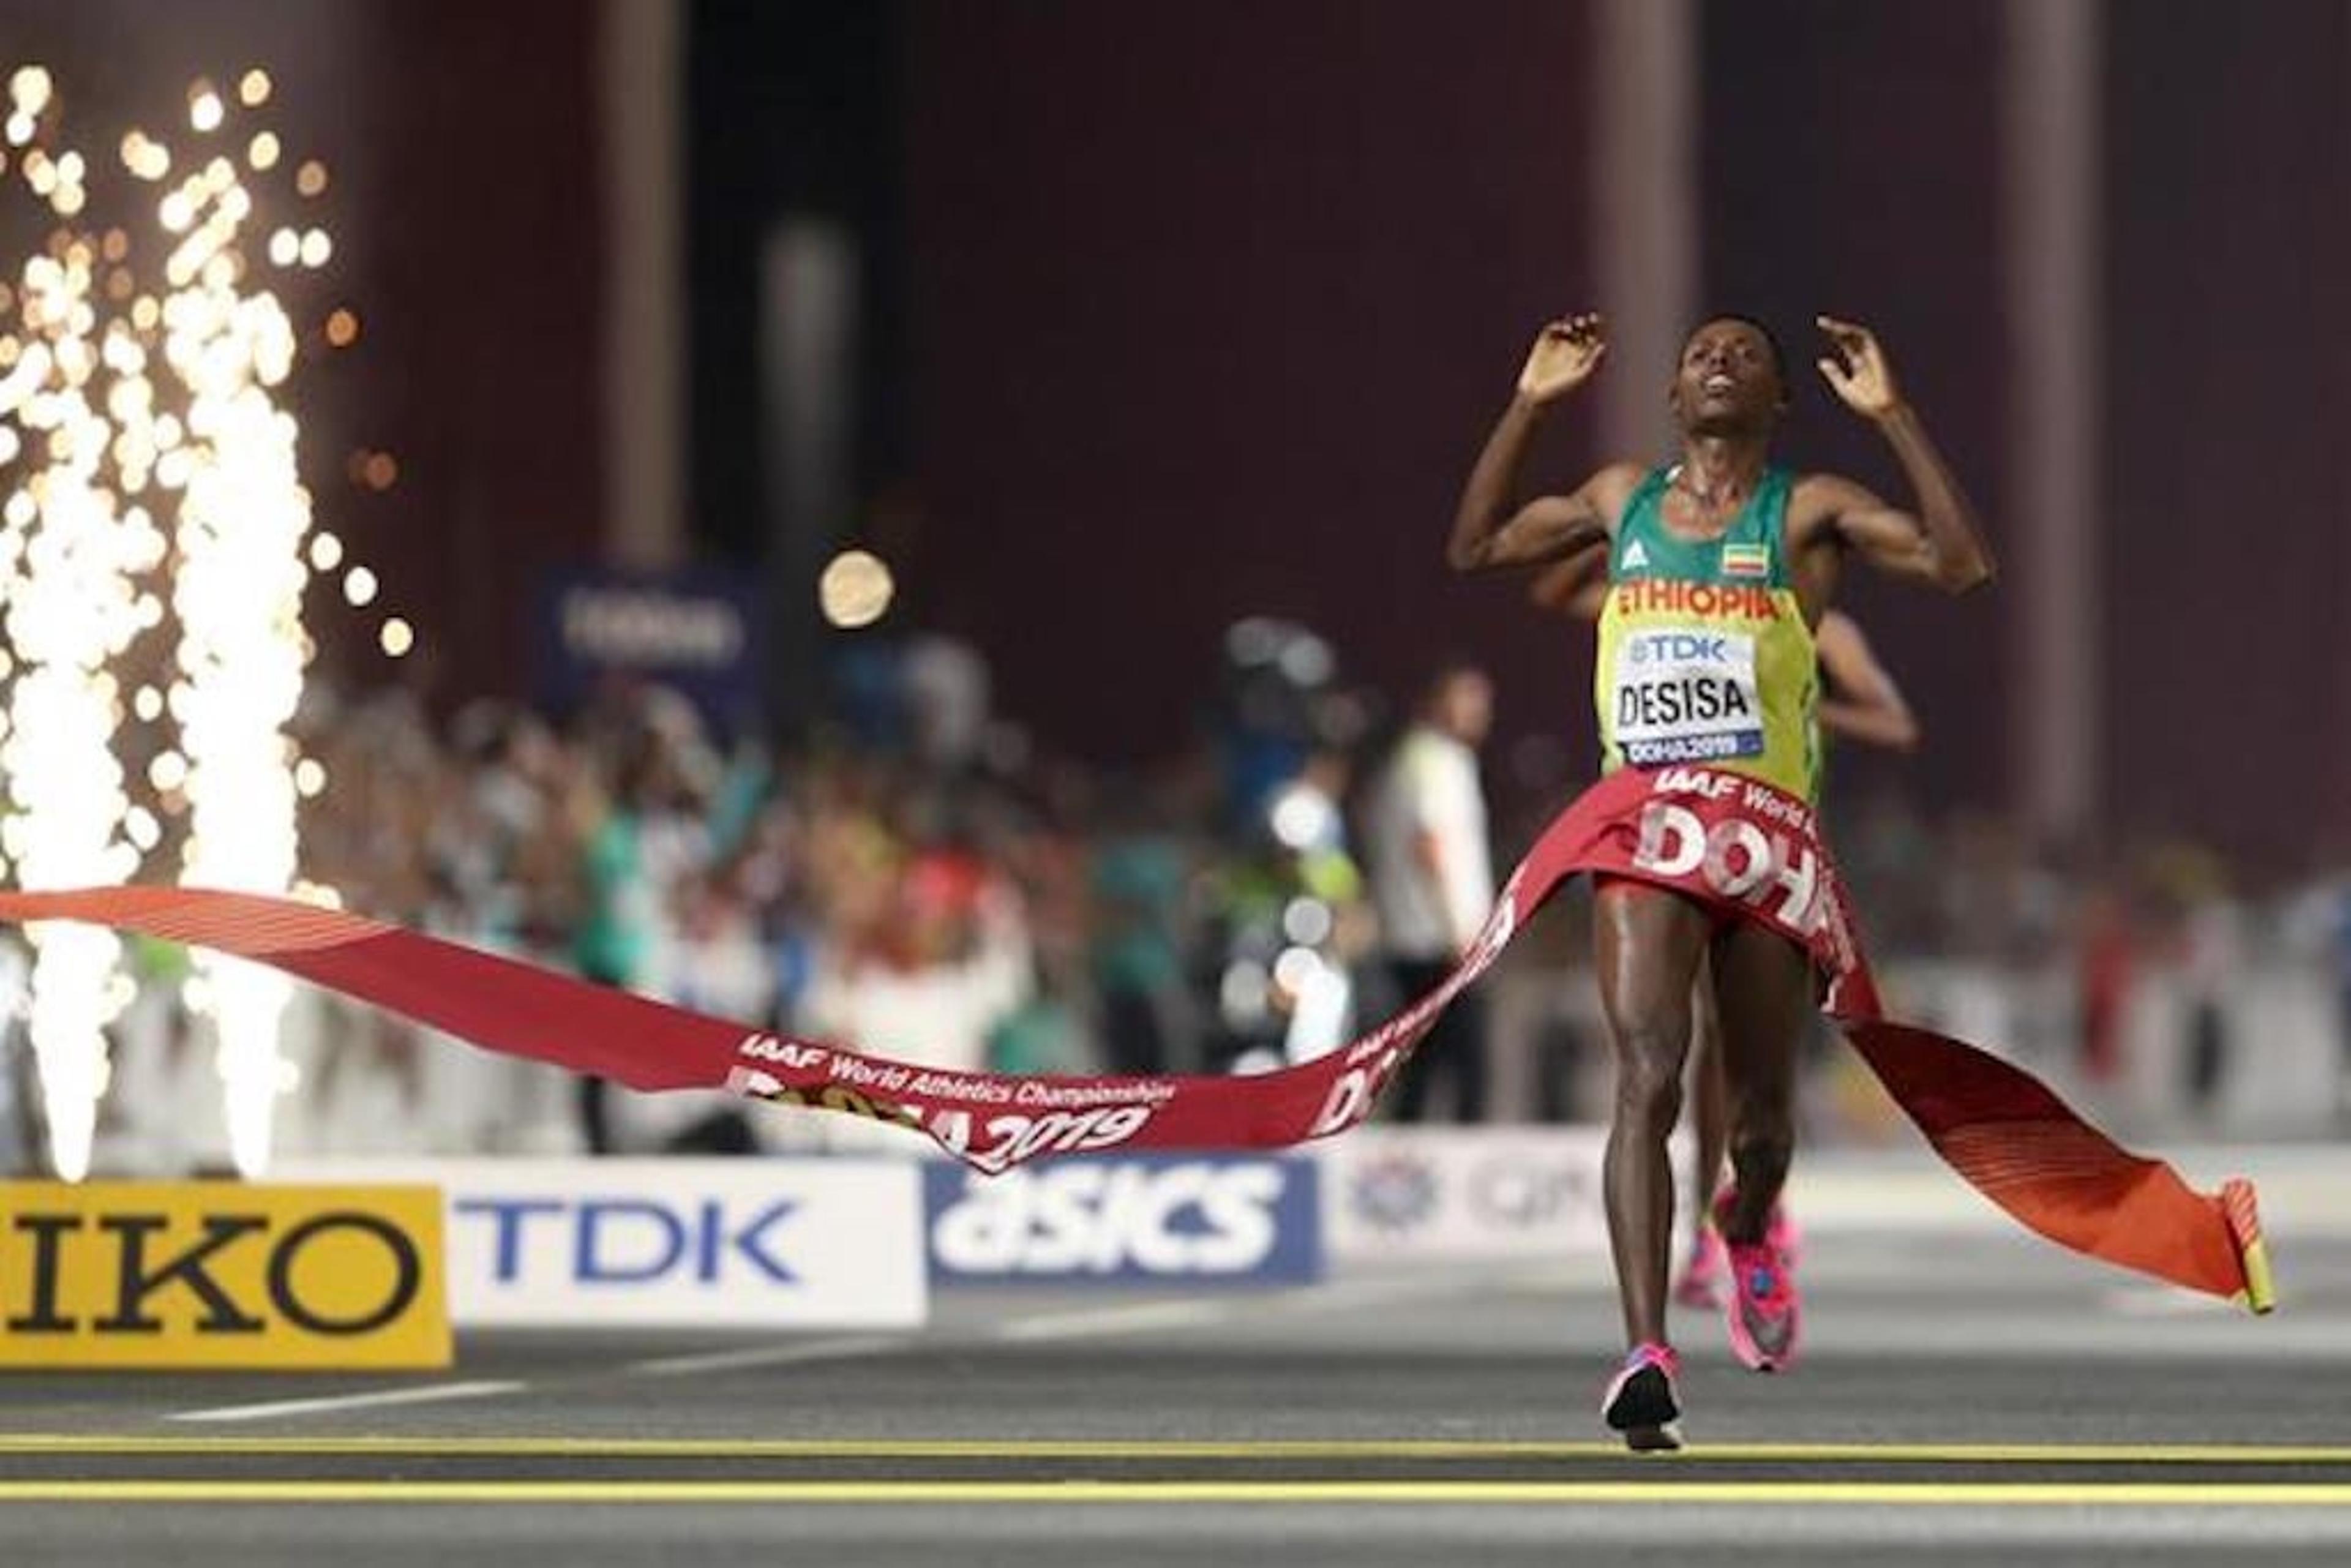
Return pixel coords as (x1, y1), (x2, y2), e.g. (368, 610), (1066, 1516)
(1517, 315), (1606, 404)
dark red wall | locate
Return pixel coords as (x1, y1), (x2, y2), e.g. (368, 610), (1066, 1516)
(906, 0), (1599, 776)
(1700, 0), (2010, 820)
(2103, 0), (2351, 865)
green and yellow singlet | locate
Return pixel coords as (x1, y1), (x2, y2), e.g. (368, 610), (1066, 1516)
(1594, 465), (1820, 803)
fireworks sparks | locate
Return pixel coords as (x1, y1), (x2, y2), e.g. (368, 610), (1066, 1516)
(0, 61), (403, 1178)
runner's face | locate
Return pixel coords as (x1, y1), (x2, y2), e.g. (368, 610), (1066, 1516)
(1671, 320), (1783, 437)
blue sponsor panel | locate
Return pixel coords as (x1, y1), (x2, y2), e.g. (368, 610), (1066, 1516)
(534, 565), (765, 732)
(924, 1155), (1322, 1286)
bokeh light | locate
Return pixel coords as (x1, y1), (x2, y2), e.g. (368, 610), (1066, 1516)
(819, 548), (894, 628)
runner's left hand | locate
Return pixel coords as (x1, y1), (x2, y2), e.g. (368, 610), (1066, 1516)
(1815, 317), (1903, 419)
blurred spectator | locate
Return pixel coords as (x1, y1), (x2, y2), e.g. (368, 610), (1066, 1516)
(2338, 884), (2351, 1127)
(2284, 861), (2351, 1127)
(14, 618), (2351, 1176)
(801, 847), (1032, 1087)
(1365, 663), (1496, 1122)
(569, 707), (716, 1152)
(2153, 847), (2243, 1123)
(1089, 782), (1193, 1077)
(2075, 880), (2135, 1087)
(903, 632), (991, 770)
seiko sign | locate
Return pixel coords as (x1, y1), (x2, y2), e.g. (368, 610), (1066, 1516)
(0, 1182), (449, 1369)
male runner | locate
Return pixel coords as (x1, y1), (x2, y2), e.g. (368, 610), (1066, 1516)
(1528, 553), (1919, 1308)
(1446, 311), (1991, 1448)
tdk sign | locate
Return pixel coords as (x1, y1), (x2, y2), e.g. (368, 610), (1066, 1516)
(294, 1158), (929, 1329)
(458, 1196), (798, 1287)
(924, 1156), (1321, 1285)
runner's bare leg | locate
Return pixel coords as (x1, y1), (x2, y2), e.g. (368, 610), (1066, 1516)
(1689, 964), (1728, 1230)
(1594, 880), (1712, 1346)
(1708, 920), (1813, 1244)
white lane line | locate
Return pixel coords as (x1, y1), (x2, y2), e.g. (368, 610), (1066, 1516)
(170, 1379), (528, 1425)
(991, 1299), (1238, 1342)
(626, 1334), (907, 1378)
(992, 1265), (1531, 1345)
(1266, 1270), (1531, 1316)
(2102, 1286), (2239, 1318)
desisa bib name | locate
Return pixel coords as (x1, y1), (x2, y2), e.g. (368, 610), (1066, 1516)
(1613, 627), (1763, 764)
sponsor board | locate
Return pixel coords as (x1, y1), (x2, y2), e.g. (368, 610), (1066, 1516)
(0, 1182), (449, 1369)
(1322, 1127), (1616, 1263)
(282, 1159), (926, 1329)
(923, 1155), (1321, 1286)
(535, 565), (764, 729)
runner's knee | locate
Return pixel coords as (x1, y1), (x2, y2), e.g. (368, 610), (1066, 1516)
(1612, 1029), (1687, 1129)
(1728, 1117), (1793, 1176)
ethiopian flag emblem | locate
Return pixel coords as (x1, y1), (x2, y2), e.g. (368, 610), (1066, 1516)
(1721, 541), (1769, 579)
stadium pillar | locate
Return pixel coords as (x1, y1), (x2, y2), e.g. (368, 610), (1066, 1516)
(1593, 0), (1698, 463)
(599, 0), (689, 570)
(2003, 0), (2103, 845)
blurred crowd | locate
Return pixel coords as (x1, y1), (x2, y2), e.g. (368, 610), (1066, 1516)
(7, 619), (2351, 1172)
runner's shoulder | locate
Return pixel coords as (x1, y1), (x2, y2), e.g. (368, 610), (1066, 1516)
(1784, 471), (1880, 541)
(1584, 461), (1654, 531)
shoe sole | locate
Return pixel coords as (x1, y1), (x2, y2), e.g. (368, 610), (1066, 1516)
(1602, 1364), (1681, 1435)
(1727, 1310), (1798, 1373)
(1622, 1421), (1684, 1454)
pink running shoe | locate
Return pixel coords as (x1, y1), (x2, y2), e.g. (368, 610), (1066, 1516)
(1599, 1341), (1683, 1452)
(1673, 1223), (1728, 1310)
(1715, 1188), (1801, 1372)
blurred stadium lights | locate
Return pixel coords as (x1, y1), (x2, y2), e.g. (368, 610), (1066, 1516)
(818, 546), (893, 629)
(0, 60), (392, 1179)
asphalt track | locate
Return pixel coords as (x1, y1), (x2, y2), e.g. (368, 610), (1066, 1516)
(5, 1228), (2350, 1566)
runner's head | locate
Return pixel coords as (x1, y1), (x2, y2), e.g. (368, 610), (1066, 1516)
(1671, 315), (1788, 438)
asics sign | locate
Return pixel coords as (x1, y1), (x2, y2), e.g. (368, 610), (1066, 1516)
(924, 1157), (1321, 1285)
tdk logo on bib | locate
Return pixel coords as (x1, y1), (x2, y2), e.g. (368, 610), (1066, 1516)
(1627, 631), (1731, 665)
(924, 1157), (1322, 1285)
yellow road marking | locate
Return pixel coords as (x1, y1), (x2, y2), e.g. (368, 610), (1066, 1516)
(4, 1436), (2351, 1465)
(1, 1480), (2349, 1505)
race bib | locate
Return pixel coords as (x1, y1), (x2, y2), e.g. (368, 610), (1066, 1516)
(1611, 625), (1763, 765)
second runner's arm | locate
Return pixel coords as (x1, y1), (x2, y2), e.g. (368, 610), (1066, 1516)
(1527, 540), (1612, 620)
(1813, 610), (1920, 751)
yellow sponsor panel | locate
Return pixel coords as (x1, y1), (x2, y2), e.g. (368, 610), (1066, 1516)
(0, 1184), (451, 1369)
